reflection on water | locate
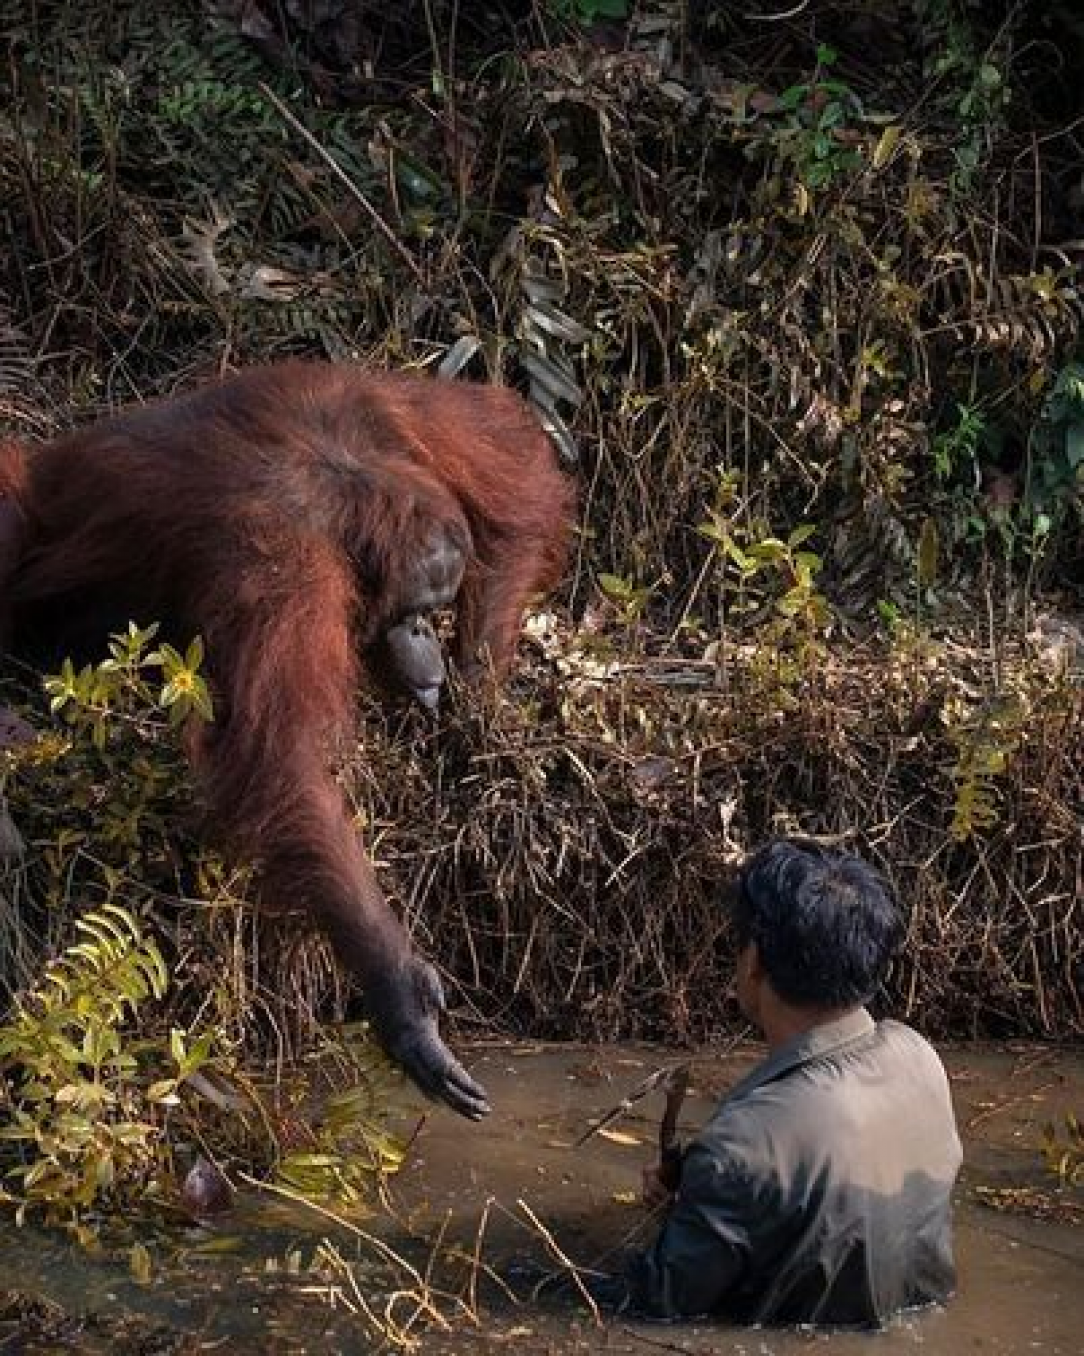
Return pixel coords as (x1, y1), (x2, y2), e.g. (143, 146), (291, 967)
(1, 1043), (1081, 1354)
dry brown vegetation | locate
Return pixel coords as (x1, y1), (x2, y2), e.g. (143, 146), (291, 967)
(364, 634), (1081, 1043)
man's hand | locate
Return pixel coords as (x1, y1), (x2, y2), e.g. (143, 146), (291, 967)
(642, 1143), (685, 1208)
(641, 1162), (674, 1208)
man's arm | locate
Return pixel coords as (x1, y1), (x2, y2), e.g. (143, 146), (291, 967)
(623, 1142), (753, 1319)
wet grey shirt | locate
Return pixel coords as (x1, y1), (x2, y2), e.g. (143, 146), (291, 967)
(625, 1011), (963, 1326)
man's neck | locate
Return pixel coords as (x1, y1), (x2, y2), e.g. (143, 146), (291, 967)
(761, 1001), (862, 1054)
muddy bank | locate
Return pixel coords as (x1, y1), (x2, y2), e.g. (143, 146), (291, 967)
(1, 1042), (1081, 1354)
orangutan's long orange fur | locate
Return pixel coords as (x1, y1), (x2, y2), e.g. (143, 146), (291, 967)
(0, 363), (573, 1069)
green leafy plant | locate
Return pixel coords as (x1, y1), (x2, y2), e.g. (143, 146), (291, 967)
(697, 496), (832, 703)
(1027, 360), (1084, 529)
(0, 903), (217, 1237)
(943, 691), (1026, 842)
(915, 1), (1013, 194)
(0, 628), (223, 1235)
(927, 399), (1006, 564)
(929, 363), (1083, 573)
(45, 622), (213, 742)
(1, 626), (413, 1236)
(773, 45), (864, 190)
(0, 625), (211, 958)
(275, 1028), (412, 1205)
(699, 513), (830, 638)
(946, 52), (1010, 193)
(597, 572), (654, 628)
(932, 400), (988, 484)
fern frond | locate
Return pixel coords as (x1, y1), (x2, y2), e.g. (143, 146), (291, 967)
(23, 903), (167, 1030)
(0, 314), (33, 394)
(946, 693), (1026, 841)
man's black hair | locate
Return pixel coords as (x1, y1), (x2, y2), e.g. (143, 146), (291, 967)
(733, 839), (904, 1008)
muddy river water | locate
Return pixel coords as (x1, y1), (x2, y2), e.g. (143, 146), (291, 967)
(1, 1042), (1081, 1353)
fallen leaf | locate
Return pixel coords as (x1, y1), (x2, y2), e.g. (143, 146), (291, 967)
(130, 1242), (152, 1283)
(598, 1128), (643, 1147)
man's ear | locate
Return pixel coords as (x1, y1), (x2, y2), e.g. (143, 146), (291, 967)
(734, 939), (758, 1015)
(736, 939), (761, 982)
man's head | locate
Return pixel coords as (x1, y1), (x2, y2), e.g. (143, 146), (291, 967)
(731, 839), (903, 1028)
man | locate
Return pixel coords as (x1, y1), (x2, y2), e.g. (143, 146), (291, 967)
(598, 838), (963, 1327)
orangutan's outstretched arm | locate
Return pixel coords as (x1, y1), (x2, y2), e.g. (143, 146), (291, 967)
(252, 772), (488, 1119)
(192, 531), (489, 1119)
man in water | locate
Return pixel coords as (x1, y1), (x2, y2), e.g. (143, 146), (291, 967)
(596, 838), (963, 1326)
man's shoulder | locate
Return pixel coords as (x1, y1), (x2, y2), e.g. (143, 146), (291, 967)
(876, 1016), (934, 1045)
(700, 1020), (951, 1140)
(874, 1019), (952, 1075)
